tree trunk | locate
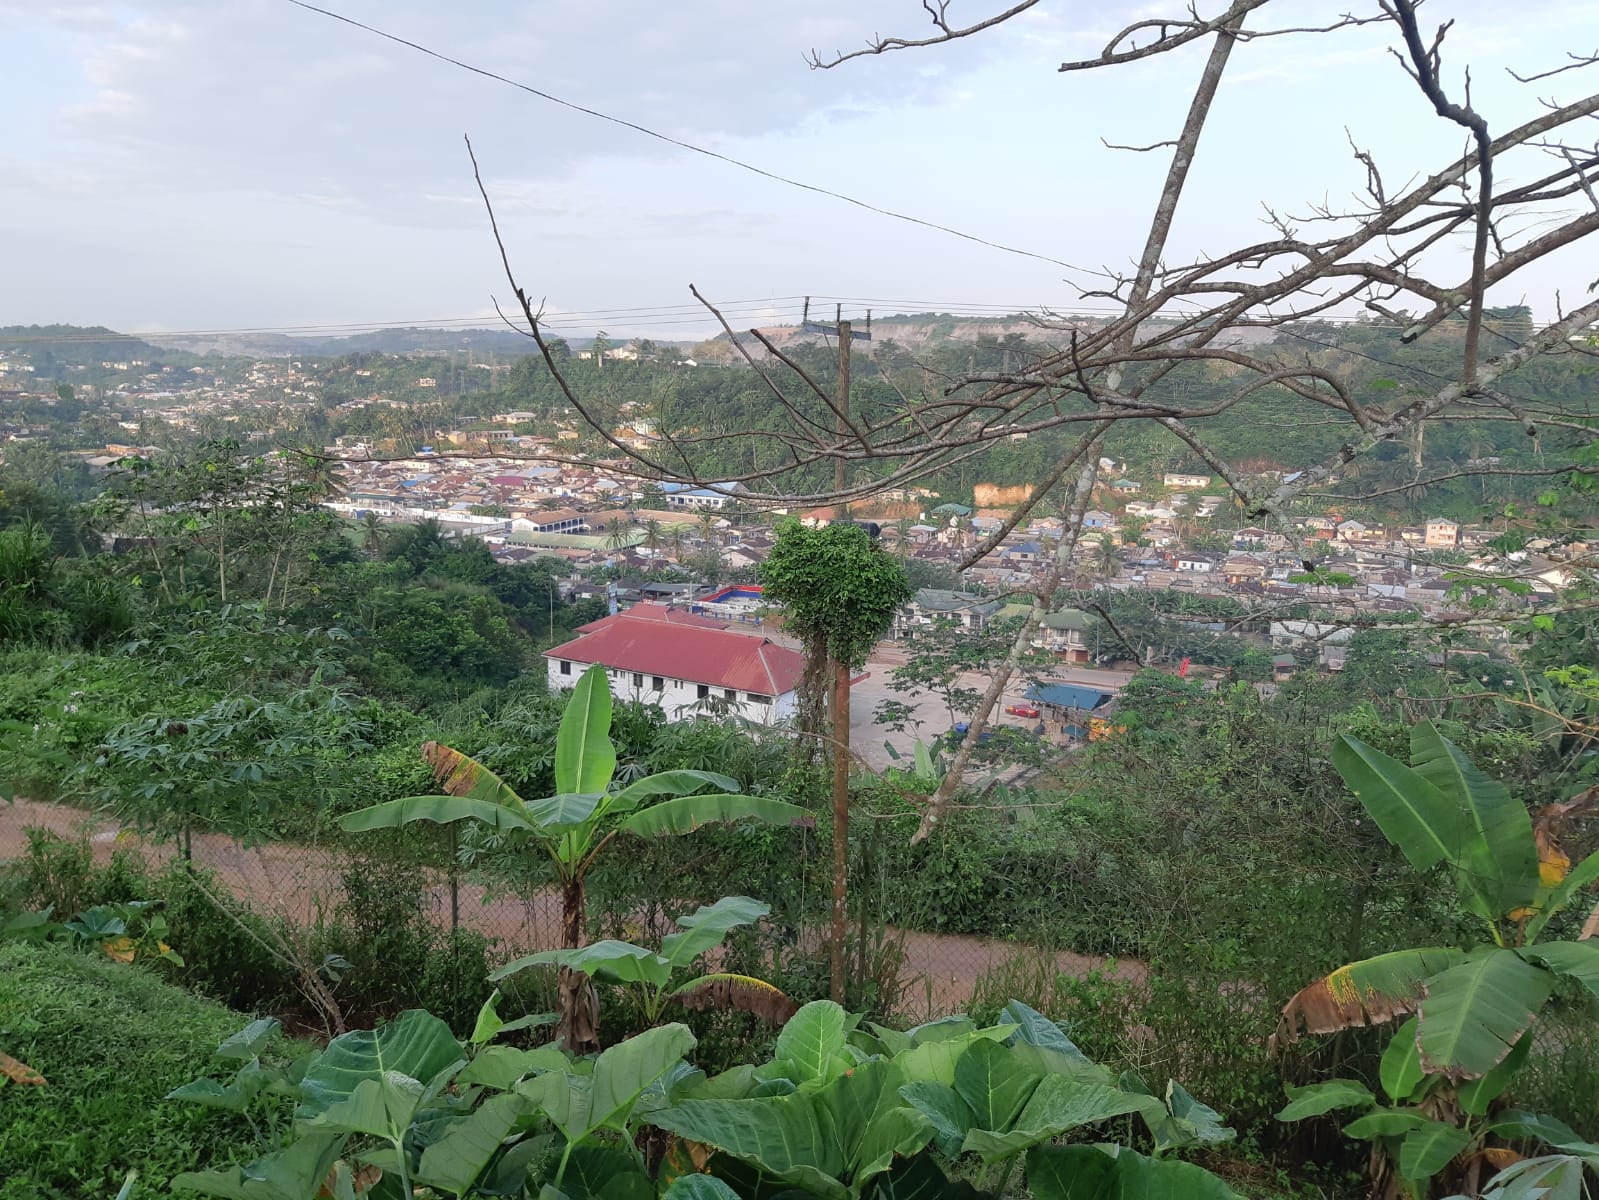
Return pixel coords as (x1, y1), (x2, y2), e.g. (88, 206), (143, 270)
(829, 654), (851, 1004)
(555, 876), (600, 1055)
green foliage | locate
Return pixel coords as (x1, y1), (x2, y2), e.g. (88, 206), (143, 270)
(759, 520), (913, 672)
(0, 941), (295, 1200)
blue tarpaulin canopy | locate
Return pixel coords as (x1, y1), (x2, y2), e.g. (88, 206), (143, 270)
(1026, 682), (1114, 711)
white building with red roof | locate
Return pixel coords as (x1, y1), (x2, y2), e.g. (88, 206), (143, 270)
(543, 604), (805, 723)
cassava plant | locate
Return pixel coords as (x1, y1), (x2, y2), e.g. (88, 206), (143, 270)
(341, 664), (806, 1052)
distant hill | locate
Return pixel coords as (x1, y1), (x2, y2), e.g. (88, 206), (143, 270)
(137, 325), (562, 358)
(0, 324), (179, 366)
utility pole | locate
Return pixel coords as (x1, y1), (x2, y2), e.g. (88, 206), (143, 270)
(799, 302), (871, 1003)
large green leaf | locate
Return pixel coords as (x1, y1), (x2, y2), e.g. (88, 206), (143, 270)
(1025, 1144), (1242, 1200)
(455, 1044), (573, 1090)
(1332, 734), (1456, 871)
(864, 1154), (987, 1200)
(1277, 947), (1468, 1039)
(1525, 849), (1599, 943)
(415, 1092), (529, 1198)
(171, 1131), (346, 1200)
(1473, 1155), (1591, 1200)
(619, 793), (808, 838)
(524, 791), (608, 830)
(898, 1081), (974, 1158)
(561, 1143), (654, 1200)
(491, 940), (674, 989)
(1379, 1018), (1425, 1104)
(661, 896), (770, 972)
(340, 794), (534, 834)
(297, 1009), (465, 1126)
(1397, 1119), (1472, 1182)
(1525, 939), (1599, 1002)
(952, 1038), (1042, 1132)
(556, 665), (617, 796)
(768, 999), (851, 1087)
(216, 1018), (282, 1062)
(824, 1060), (937, 1194)
(1458, 1030), (1531, 1117)
(1149, 1080), (1234, 1151)
(895, 1024), (1015, 1088)
(521, 1022), (696, 1145)
(1276, 1079), (1376, 1122)
(1343, 1109), (1429, 1139)
(1410, 721), (1538, 919)
(590, 1021), (698, 1133)
(659, 1175), (744, 1200)
(649, 1093), (848, 1200)
(611, 769), (742, 810)
(1417, 950), (1553, 1078)
(960, 1075), (1155, 1162)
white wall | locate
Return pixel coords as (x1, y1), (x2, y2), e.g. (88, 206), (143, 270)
(546, 659), (795, 724)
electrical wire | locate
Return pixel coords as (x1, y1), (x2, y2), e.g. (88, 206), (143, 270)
(280, 0), (1100, 278)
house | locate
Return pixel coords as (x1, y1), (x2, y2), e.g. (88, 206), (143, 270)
(544, 605), (804, 723)
(1108, 479), (1142, 494)
(1223, 557), (1267, 584)
(895, 588), (1003, 636)
(659, 482), (745, 509)
(1083, 510), (1116, 529)
(1173, 551), (1217, 573)
(1037, 609), (1096, 663)
(1163, 472), (1211, 489)
(1425, 518), (1461, 548)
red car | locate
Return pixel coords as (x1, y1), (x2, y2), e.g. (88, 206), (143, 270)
(1005, 704), (1040, 718)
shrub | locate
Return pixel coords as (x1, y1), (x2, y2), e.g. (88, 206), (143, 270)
(0, 942), (273, 1199)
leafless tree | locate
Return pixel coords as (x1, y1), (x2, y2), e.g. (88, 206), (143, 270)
(475, 1), (1599, 841)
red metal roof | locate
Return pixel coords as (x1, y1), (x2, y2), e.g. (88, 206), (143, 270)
(546, 611), (805, 696)
(576, 603), (728, 633)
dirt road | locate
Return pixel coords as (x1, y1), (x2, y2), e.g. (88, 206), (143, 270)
(0, 796), (1139, 1014)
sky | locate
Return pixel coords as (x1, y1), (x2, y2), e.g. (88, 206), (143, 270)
(2, 1), (1594, 342)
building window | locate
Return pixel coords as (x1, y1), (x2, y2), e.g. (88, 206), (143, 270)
(632, 672), (643, 688)
(723, 688), (737, 701)
(697, 684), (709, 699)
(559, 660), (572, 676)
(652, 676), (664, 691)
(747, 693), (771, 705)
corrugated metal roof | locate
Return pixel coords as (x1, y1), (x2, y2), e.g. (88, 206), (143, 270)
(1026, 682), (1114, 710)
(546, 613), (805, 696)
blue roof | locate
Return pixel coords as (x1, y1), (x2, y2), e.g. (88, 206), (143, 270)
(1026, 683), (1114, 711)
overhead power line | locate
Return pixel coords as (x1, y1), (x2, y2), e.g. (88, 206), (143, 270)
(281, 0), (1098, 278)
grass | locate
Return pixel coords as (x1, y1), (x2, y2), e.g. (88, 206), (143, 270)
(0, 941), (272, 1200)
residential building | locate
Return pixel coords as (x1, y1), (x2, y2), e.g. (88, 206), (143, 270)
(895, 588), (1003, 636)
(1173, 551), (1217, 573)
(1425, 518), (1461, 548)
(660, 481), (745, 509)
(544, 605), (803, 723)
(1162, 472), (1211, 489)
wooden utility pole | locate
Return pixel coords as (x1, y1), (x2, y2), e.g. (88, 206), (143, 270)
(830, 317), (851, 1004)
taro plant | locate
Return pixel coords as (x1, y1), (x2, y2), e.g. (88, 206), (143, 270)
(171, 1007), (704, 1200)
(648, 999), (1241, 1200)
(1274, 720), (1599, 1196)
(1, 898), (184, 966)
(340, 664), (806, 1052)
(491, 894), (799, 1026)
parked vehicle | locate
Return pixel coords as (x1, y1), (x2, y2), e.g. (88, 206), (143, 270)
(1004, 704), (1040, 718)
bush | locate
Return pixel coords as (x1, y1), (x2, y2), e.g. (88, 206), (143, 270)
(0, 942), (271, 1199)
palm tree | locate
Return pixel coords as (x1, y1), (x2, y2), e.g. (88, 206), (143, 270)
(603, 516), (633, 552)
(1094, 535), (1121, 585)
(358, 511), (387, 556)
(642, 519), (662, 557)
(696, 508), (718, 546)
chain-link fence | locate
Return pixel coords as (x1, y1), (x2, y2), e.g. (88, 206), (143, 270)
(0, 795), (1132, 1021)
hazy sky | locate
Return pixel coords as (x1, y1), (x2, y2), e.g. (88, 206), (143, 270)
(3, 1), (1592, 341)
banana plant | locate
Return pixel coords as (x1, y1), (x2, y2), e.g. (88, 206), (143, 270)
(340, 664), (807, 1052)
(1275, 721), (1599, 1194)
(491, 894), (799, 1026)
